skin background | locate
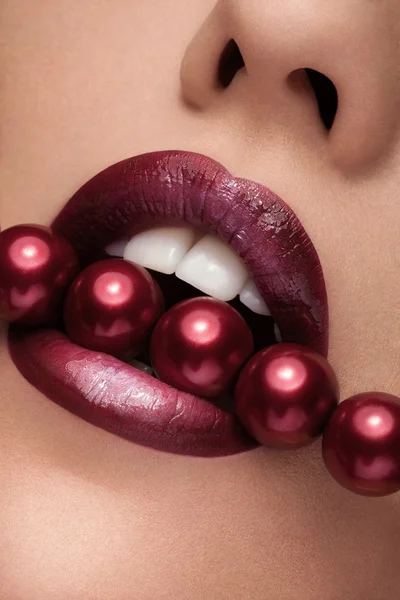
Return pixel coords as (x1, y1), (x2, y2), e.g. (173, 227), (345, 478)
(0, 1), (399, 598)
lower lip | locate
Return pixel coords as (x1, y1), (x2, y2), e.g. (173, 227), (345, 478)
(8, 327), (257, 457)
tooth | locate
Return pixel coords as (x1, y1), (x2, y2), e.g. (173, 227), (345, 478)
(274, 323), (283, 343)
(123, 226), (199, 274)
(105, 238), (129, 257)
(175, 234), (248, 301)
(239, 279), (271, 316)
(130, 359), (154, 376)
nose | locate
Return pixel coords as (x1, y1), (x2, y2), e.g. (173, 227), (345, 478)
(181, 0), (400, 172)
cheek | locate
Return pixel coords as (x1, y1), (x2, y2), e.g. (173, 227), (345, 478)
(0, 0), (212, 227)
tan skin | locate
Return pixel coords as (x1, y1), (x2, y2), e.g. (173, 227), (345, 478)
(1, 1), (399, 598)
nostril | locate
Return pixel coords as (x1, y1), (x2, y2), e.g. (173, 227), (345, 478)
(305, 68), (338, 131)
(217, 40), (245, 89)
(215, 41), (338, 131)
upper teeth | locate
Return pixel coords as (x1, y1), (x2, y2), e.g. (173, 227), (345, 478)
(239, 279), (271, 316)
(175, 233), (248, 301)
(123, 226), (200, 275)
(105, 226), (271, 316)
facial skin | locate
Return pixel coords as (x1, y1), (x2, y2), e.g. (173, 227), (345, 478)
(1, 0), (399, 598)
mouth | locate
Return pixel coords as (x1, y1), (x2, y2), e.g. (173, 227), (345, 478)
(9, 150), (328, 457)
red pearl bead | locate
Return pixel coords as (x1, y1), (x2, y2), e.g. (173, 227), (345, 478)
(64, 259), (163, 359)
(150, 297), (254, 398)
(235, 343), (339, 449)
(0, 224), (79, 326)
(322, 393), (400, 496)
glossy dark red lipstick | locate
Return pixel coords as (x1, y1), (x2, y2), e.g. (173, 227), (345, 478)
(9, 150), (329, 457)
(9, 328), (255, 456)
(52, 151), (328, 352)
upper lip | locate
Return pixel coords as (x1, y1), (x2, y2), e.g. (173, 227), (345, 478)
(53, 150), (328, 354)
(9, 150), (329, 458)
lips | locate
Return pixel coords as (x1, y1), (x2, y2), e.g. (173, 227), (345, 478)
(9, 150), (328, 457)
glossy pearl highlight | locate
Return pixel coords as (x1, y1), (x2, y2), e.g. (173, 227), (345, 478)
(64, 259), (163, 358)
(322, 392), (400, 496)
(235, 343), (339, 449)
(0, 224), (79, 326)
(150, 297), (254, 398)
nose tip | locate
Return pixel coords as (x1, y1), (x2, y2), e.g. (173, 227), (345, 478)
(181, 0), (400, 172)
